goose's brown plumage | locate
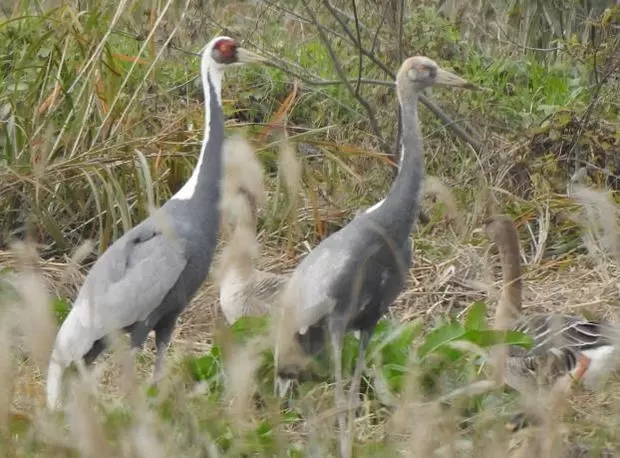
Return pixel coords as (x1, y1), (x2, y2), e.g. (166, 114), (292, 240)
(218, 138), (289, 324)
(483, 213), (619, 391)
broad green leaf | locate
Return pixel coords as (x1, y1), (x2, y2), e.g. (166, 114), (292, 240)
(368, 318), (423, 360)
(255, 420), (274, 448)
(230, 315), (270, 343)
(465, 301), (487, 330)
(187, 345), (223, 382)
(417, 321), (466, 360)
(342, 333), (361, 375)
(52, 297), (71, 325)
(460, 329), (534, 349)
(369, 319), (391, 343)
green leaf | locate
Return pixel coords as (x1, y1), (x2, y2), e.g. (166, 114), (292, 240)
(342, 332), (361, 375)
(464, 301), (487, 330)
(459, 329), (534, 349)
(280, 409), (303, 424)
(186, 345), (223, 382)
(255, 420), (274, 448)
(230, 315), (270, 343)
(417, 320), (466, 360)
(52, 297), (71, 325)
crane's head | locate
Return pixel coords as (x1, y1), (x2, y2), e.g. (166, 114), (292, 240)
(202, 36), (267, 72)
(398, 56), (476, 90)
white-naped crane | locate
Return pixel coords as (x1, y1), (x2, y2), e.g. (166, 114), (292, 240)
(46, 36), (267, 410)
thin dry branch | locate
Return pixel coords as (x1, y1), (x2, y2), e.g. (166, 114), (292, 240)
(298, 0), (391, 158)
(307, 0), (482, 154)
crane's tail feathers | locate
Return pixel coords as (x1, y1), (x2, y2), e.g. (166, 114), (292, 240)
(46, 353), (67, 410)
(45, 309), (100, 410)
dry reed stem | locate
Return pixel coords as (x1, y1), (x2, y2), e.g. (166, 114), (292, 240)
(7, 240), (57, 375)
(570, 183), (620, 265)
(223, 336), (265, 427)
(278, 135), (302, 201)
(130, 406), (167, 458)
(422, 175), (461, 232)
(66, 383), (113, 457)
(220, 133), (267, 226)
(539, 355), (591, 458)
(0, 314), (13, 435)
(215, 134), (268, 282)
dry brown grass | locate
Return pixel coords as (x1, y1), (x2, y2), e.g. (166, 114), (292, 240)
(2, 0), (620, 455)
(5, 174), (620, 456)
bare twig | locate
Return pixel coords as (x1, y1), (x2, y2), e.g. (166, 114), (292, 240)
(299, 0), (391, 157)
(114, 5), (483, 154)
(305, 0), (482, 153)
(567, 31), (620, 168)
(394, 0), (406, 178)
(350, 0), (363, 96)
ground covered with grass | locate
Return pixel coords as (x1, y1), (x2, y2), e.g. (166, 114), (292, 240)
(1, 0), (620, 456)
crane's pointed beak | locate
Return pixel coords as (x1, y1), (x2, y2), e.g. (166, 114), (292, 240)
(236, 47), (268, 65)
(435, 68), (478, 89)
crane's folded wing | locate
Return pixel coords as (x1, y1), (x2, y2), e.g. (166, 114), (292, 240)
(72, 226), (188, 335)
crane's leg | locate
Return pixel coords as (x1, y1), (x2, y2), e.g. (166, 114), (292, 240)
(152, 315), (178, 385)
(328, 318), (348, 458)
(348, 328), (371, 410)
(342, 328), (372, 458)
(83, 338), (107, 366)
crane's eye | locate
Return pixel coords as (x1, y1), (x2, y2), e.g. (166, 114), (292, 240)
(408, 63), (436, 82)
(418, 64), (437, 79)
(213, 38), (237, 64)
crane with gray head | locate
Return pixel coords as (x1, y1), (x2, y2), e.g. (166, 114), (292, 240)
(274, 56), (475, 457)
(45, 36), (267, 410)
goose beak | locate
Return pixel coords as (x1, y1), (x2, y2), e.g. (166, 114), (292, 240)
(435, 68), (478, 89)
(236, 47), (268, 64)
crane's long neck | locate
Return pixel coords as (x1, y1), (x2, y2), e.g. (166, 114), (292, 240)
(369, 87), (423, 239)
(494, 223), (523, 318)
(171, 65), (224, 216)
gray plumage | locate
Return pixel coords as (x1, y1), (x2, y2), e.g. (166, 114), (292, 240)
(274, 56), (475, 457)
(46, 36), (267, 410)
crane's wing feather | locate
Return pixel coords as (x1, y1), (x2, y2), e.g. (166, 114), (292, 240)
(71, 221), (188, 337)
(292, 226), (411, 331)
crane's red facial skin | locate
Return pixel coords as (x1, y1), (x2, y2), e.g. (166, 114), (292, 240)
(212, 38), (238, 64)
